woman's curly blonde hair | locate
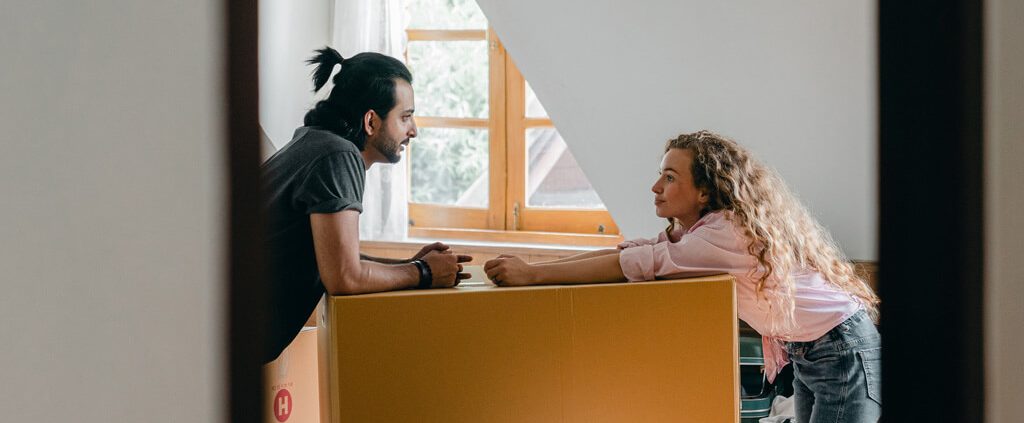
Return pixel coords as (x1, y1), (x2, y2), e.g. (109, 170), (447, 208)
(665, 130), (879, 336)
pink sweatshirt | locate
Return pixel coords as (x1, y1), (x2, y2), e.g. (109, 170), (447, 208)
(617, 211), (862, 382)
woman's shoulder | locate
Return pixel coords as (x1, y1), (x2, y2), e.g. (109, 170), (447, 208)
(691, 210), (738, 232)
(686, 210), (749, 248)
(634, 211), (745, 247)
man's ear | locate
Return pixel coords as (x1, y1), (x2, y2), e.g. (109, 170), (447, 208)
(362, 110), (378, 136)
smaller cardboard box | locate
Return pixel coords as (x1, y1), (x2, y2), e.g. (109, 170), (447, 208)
(264, 327), (320, 423)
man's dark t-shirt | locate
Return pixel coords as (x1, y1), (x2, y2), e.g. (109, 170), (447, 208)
(261, 127), (365, 363)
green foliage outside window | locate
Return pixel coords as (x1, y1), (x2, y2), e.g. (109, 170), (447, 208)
(407, 41), (488, 119)
(404, 0), (491, 206)
(410, 127), (488, 207)
(405, 0), (487, 30)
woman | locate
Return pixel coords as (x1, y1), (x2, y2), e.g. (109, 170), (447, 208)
(484, 130), (882, 422)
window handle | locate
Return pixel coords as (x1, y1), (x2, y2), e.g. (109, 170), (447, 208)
(512, 201), (520, 231)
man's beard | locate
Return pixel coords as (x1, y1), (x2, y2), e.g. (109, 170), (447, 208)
(376, 137), (406, 164)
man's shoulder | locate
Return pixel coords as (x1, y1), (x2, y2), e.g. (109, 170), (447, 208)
(298, 127), (362, 155)
(266, 127), (363, 170)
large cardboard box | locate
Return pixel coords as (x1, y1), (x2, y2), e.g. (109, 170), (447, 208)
(265, 327), (320, 423)
(318, 275), (738, 422)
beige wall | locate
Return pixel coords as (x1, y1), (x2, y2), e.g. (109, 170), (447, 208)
(0, 1), (226, 421)
(474, 0), (878, 260)
(985, 0), (1024, 421)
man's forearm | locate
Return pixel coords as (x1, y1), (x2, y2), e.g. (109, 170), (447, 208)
(360, 253), (408, 264)
(330, 259), (419, 295)
(311, 211), (424, 295)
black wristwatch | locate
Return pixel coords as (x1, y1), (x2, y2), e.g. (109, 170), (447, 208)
(411, 259), (433, 289)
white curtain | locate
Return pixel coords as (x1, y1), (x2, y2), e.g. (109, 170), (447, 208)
(330, 0), (409, 241)
(258, 0), (333, 150)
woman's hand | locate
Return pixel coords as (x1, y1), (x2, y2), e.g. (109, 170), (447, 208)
(484, 255), (539, 286)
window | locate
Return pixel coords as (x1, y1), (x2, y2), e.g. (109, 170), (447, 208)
(403, 0), (620, 246)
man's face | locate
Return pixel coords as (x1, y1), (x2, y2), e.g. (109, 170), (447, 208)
(367, 78), (417, 164)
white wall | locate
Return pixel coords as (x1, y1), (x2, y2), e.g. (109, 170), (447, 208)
(0, 1), (225, 421)
(475, 0), (877, 260)
(259, 0), (333, 148)
(985, 0), (1024, 420)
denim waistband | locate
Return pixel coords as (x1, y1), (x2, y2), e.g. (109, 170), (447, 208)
(785, 309), (875, 351)
(838, 308), (870, 328)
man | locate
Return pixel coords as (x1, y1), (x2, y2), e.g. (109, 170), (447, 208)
(261, 47), (470, 363)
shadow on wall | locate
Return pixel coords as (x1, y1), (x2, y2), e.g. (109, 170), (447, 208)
(261, 125), (277, 163)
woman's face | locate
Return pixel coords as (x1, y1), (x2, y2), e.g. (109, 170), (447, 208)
(651, 148), (709, 227)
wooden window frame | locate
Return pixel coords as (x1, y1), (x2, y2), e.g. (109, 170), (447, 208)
(405, 27), (621, 246)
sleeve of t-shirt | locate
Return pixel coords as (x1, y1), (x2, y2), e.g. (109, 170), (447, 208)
(618, 222), (750, 281)
(293, 152), (365, 215)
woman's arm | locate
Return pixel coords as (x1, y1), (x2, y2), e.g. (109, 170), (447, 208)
(484, 252), (627, 286)
(530, 248), (620, 265)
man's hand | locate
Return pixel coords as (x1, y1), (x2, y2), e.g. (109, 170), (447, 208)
(421, 250), (473, 288)
(410, 241), (450, 262)
(484, 255), (538, 287)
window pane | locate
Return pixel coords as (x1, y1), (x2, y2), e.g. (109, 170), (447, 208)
(526, 128), (606, 209)
(410, 127), (489, 207)
(405, 0), (487, 30)
(525, 81), (549, 119)
(407, 41), (488, 118)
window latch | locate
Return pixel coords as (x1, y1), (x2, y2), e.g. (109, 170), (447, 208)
(512, 201), (520, 231)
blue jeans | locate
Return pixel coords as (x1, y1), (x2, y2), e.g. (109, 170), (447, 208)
(786, 310), (882, 423)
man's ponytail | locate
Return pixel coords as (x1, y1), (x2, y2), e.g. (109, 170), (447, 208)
(306, 47), (345, 93)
